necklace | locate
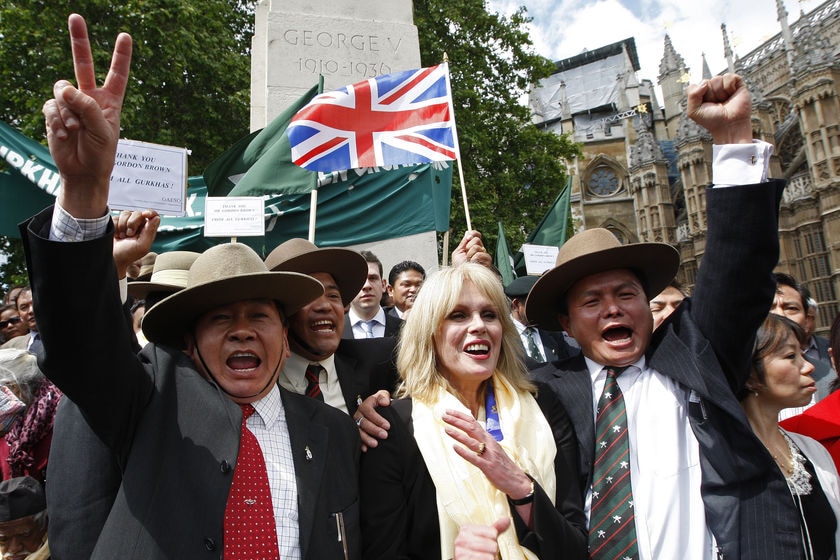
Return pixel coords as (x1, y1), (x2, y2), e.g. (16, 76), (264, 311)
(765, 427), (794, 476)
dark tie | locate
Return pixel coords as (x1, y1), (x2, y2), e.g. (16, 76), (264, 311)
(305, 364), (324, 401)
(524, 327), (543, 361)
(223, 404), (279, 559)
(588, 367), (639, 560)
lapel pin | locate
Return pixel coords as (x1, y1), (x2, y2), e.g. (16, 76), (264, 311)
(305, 445), (313, 461)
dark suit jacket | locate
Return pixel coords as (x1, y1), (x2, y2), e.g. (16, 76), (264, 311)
(359, 384), (587, 559)
(24, 207), (361, 560)
(532, 180), (805, 559)
(317, 337), (400, 415)
(341, 311), (402, 339)
(538, 329), (579, 362)
(808, 335), (836, 401)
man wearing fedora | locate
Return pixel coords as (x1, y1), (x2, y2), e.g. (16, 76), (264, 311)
(22, 15), (362, 559)
(528, 73), (800, 559)
(265, 239), (399, 418)
(0, 476), (49, 560)
(504, 275), (579, 364)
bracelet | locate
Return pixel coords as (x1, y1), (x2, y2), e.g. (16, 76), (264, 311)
(509, 475), (535, 506)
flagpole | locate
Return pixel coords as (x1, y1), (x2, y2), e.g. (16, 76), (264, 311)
(442, 56), (472, 231)
(308, 75), (325, 243)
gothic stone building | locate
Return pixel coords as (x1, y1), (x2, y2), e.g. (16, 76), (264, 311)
(530, 0), (840, 334)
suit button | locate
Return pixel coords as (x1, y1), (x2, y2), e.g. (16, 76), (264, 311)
(220, 460), (232, 474)
(204, 537), (217, 551)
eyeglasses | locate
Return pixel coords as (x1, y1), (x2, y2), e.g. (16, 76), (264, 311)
(0, 316), (21, 329)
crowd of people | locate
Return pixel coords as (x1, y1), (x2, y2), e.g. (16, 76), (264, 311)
(0, 11), (839, 560)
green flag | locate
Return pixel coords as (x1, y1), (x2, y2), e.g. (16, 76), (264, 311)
(495, 221), (515, 286)
(203, 84), (320, 197)
(514, 177), (573, 272)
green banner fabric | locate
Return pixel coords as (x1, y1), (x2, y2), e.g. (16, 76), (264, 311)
(1, 121), (452, 254)
(154, 162), (452, 255)
(514, 177), (572, 273)
(203, 84), (321, 197)
(495, 221), (516, 286)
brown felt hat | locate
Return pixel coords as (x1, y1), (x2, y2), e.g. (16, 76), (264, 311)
(127, 251), (201, 300)
(142, 243), (323, 348)
(526, 228), (679, 330)
(264, 238), (366, 306)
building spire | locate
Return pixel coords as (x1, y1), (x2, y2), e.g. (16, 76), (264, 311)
(721, 24), (736, 74)
(776, 0), (796, 73)
(701, 52), (712, 80)
(659, 34), (687, 80)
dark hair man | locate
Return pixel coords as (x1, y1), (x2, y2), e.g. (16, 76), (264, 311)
(386, 260), (426, 319)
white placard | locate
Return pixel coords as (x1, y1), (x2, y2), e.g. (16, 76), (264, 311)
(522, 243), (559, 276)
(108, 139), (188, 216)
(204, 197), (265, 238)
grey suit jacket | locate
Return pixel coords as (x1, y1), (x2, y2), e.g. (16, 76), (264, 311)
(808, 335), (836, 401)
(24, 207), (361, 559)
(533, 180), (805, 559)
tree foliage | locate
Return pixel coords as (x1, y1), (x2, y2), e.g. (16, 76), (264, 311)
(0, 0), (255, 172)
(0, 0), (256, 293)
(414, 0), (581, 253)
(0, 0), (576, 290)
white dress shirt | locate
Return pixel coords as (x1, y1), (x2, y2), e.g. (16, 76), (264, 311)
(511, 316), (546, 362)
(347, 307), (386, 339)
(251, 385), (301, 559)
(280, 352), (348, 413)
(585, 357), (716, 559)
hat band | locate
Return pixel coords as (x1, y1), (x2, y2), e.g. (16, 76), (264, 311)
(149, 269), (190, 287)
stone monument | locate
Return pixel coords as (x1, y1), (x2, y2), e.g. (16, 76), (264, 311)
(250, 0), (442, 275)
(251, 0), (422, 129)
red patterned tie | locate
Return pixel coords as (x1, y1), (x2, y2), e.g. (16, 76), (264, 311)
(224, 404), (279, 559)
(305, 364), (324, 401)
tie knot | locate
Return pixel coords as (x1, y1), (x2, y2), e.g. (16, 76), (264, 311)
(605, 366), (627, 380)
(306, 364), (321, 381)
(240, 404), (255, 420)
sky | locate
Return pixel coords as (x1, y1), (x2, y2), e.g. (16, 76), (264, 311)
(487, 0), (826, 91)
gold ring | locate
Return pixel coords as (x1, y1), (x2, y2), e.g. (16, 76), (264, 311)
(476, 442), (486, 456)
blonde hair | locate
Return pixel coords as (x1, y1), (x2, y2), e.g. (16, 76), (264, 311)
(396, 263), (534, 403)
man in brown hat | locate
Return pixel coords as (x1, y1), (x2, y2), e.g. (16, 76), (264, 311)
(22, 15), (362, 559)
(0, 476), (49, 560)
(528, 73), (799, 559)
(265, 239), (399, 419)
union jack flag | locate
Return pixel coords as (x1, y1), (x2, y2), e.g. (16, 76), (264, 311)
(287, 64), (459, 173)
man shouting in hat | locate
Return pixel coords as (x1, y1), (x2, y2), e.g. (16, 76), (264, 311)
(529, 74), (798, 559)
(23, 14), (360, 559)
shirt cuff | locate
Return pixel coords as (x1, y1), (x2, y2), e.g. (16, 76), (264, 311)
(49, 203), (111, 242)
(119, 277), (128, 304)
(712, 140), (774, 187)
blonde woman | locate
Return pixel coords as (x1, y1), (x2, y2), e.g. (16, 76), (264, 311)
(360, 263), (586, 559)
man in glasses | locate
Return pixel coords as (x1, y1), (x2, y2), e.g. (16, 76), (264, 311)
(0, 305), (28, 346)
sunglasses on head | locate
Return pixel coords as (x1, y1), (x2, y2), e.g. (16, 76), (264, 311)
(0, 316), (21, 329)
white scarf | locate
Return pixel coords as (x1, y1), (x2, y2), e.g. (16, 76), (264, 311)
(412, 374), (557, 559)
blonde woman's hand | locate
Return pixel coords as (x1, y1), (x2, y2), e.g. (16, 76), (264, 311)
(442, 409), (532, 501)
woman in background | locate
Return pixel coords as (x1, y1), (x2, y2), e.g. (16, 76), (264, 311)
(742, 314), (840, 560)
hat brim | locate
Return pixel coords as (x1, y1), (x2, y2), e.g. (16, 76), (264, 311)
(141, 271), (323, 348)
(526, 243), (679, 331)
(127, 281), (181, 300)
(267, 249), (366, 306)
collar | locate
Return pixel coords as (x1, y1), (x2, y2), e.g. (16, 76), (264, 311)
(280, 351), (337, 393)
(248, 383), (284, 430)
(348, 306), (385, 327)
(585, 355), (647, 382)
